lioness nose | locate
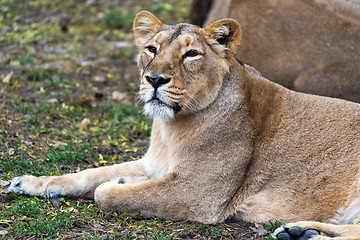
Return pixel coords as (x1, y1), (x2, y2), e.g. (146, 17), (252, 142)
(146, 75), (170, 88)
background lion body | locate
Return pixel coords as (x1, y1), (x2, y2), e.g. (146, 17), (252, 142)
(8, 10), (360, 239)
(199, 0), (360, 102)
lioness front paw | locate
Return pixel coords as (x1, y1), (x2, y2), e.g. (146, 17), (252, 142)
(275, 226), (320, 240)
(8, 175), (44, 196)
(9, 175), (65, 207)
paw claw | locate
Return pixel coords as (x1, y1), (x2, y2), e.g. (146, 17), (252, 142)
(277, 232), (292, 240)
(288, 226), (303, 237)
(298, 230), (319, 240)
(49, 196), (62, 208)
(45, 187), (64, 208)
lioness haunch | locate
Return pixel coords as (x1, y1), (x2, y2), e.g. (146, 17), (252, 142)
(8, 11), (360, 240)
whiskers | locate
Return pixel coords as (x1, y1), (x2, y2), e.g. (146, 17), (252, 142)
(181, 90), (200, 112)
(158, 88), (200, 113)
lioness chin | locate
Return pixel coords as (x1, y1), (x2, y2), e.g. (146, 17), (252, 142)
(8, 11), (360, 240)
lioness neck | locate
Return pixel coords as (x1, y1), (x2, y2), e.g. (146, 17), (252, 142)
(151, 58), (287, 153)
(239, 61), (286, 143)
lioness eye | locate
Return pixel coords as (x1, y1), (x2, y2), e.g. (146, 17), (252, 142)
(184, 50), (199, 58)
(147, 46), (157, 54)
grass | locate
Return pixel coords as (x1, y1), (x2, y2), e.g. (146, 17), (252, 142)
(0, 0), (279, 239)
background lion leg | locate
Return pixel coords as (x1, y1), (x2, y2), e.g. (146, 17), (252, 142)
(9, 160), (149, 200)
(292, 61), (360, 103)
(274, 221), (360, 240)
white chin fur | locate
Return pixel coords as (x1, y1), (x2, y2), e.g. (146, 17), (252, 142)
(143, 102), (174, 121)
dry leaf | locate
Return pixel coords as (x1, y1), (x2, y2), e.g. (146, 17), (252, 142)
(94, 75), (105, 82)
(8, 148), (15, 155)
(0, 180), (10, 187)
(250, 223), (267, 236)
(60, 207), (79, 213)
(76, 118), (90, 129)
(47, 98), (58, 103)
(2, 71), (13, 84)
(0, 188), (10, 194)
(112, 91), (125, 101)
(54, 141), (68, 147)
(0, 179), (10, 194)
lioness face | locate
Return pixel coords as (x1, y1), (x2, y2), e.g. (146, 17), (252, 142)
(133, 11), (242, 120)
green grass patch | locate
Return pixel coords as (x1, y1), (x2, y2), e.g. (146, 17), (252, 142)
(24, 69), (57, 82)
(104, 9), (135, 29)
(0, 196), (119, 239)
(0, 158), (53, 178)
(45, 141), (95, 165)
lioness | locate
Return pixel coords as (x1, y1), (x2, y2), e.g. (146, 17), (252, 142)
(194, 0), (360, 103)
(8, 11), (360, 239)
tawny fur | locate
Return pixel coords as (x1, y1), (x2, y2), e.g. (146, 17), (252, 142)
(8, 11), (360, 239)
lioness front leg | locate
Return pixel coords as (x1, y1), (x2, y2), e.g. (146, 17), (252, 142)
(94, 172), (223, 223)
(8, 160), (149, 200)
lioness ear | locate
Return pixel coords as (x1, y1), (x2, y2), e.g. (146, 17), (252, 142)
(133, 11), (164, 47)
(204, 19), (242, 58)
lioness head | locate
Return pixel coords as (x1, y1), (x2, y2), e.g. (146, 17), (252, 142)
(133, 11), (242, 120)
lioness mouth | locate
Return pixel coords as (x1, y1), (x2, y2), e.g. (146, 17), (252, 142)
(148, 97), (182, 114)
(148, 96), (167, 106)
(172, 103), (182, 114)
